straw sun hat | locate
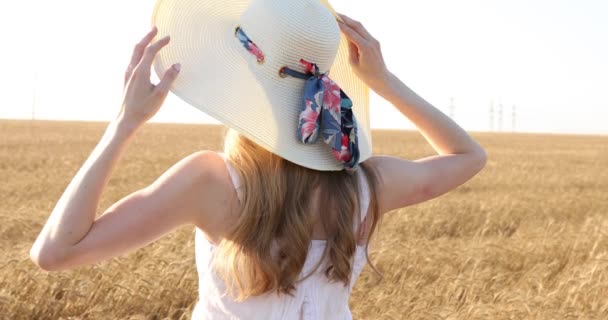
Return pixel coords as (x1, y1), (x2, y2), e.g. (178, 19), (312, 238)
(151, 0), (372, 171)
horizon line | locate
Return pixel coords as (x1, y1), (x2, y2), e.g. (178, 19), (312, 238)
(1, 117), (606, 137)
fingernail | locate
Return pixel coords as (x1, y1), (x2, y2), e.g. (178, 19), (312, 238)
(173, 63), (181, 72)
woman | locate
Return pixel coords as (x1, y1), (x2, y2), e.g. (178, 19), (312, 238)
(30, 0), (486, 318)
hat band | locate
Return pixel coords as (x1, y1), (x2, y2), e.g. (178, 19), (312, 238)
(235, 26), (265, 63)
(234, 26), (360, 170)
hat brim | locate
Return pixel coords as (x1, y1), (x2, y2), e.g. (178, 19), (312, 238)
(151, 0), (371, 171)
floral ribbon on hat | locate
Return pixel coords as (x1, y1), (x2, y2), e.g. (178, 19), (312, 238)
(235, 26), (265, 63)
(281, 61), (360, 169)
(235, 26), (359, 169)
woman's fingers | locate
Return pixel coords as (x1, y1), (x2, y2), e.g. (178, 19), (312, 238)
(125, 27), (158, 85)
(119, 28), (180, 127)
(154, 63), (181, 97)
(338, 19), (367, 47)
(338, 23), (362, 64)
(334, 13), (390, 95)
(336, 13), (375, 44)
(346, 39), (360, 65)
(137, 35), (171, 74)
(132, 27), (158, 65)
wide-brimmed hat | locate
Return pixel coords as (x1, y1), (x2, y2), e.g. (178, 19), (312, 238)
(151, 0), (372, 171)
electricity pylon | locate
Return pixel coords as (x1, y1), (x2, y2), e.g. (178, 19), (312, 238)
(489, 100), (495, 132)
(498, 103), (503, 132)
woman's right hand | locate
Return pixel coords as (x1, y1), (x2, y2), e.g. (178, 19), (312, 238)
(336, 12), (393, 97)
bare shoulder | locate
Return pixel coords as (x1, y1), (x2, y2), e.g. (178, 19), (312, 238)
(168, 150), (228, 190)
(187, 150), (229, 178)
(364, 151), (486, 214)
(186, 150), (240, 239)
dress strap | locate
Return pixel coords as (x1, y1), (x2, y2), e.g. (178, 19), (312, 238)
(218, 153), (243, 202)
(357, 168), (371, 224)
(355, 168), (371, 244)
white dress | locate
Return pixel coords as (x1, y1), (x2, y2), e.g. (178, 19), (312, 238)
(192, 154), (371, 320)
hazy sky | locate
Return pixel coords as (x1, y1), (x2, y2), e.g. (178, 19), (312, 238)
(1, 0), (606, 134)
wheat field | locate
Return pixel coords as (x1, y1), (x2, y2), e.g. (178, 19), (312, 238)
(1, 119), (607, 319)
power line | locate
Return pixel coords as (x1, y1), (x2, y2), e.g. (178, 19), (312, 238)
(498, 103), (504, 132)
(489, 100), (495, 132)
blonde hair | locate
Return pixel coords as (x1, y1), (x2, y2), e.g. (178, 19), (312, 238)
(212, 128), (382, 301)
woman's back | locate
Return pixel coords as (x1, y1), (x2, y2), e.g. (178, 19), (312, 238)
(192, 153), (371, 319)
(28, 4), (487, 319)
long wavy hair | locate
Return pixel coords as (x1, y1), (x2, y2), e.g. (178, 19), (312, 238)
(212, 128), (383, 301)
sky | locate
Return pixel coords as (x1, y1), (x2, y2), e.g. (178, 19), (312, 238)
(1, 0), (607, 135)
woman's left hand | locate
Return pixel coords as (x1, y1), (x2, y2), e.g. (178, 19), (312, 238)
(116, 26), (181, 130)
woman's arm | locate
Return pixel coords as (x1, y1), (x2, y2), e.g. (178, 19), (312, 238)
(31, 149), (223, 272)
(337, 13), (487, 214)
(29, 119), (136, 269)
(29, 26), (184, 270)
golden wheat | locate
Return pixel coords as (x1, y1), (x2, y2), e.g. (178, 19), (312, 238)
(1, 119), (607, 319)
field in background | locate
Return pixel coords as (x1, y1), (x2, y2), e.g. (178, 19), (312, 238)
(1, 119), (607, 319)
